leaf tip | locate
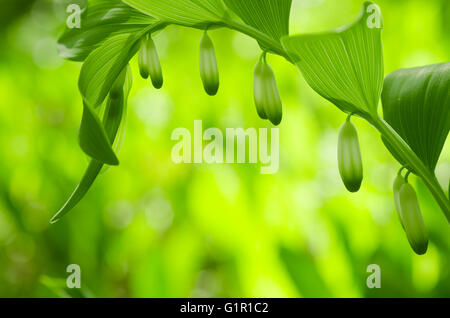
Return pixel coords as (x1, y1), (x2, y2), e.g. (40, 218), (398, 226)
(49, 214), (61, 224)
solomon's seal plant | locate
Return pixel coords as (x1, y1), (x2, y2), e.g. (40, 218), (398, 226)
(55, 0), (449, 255)
(338, 115), (363, 193)
(253, 52), (283, 126)
(199, 30), (220, 96)
(393, 169), (407, 231)
(395, 170), (429, 255)
(138, 34), (164, 89)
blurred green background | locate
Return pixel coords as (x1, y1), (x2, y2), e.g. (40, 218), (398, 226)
(0, 0), (449, 298)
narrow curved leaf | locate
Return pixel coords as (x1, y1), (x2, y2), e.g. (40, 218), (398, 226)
(58, 0), (155, 61)
(382, 63), (450, 171)
(281, 1), (384, 117)
(52, 98), (123, 223)
(50, 158), (103, 224)
(123, 0), (227, 28)
(51, 67), (133, 223)
(223, 0), (291, 45)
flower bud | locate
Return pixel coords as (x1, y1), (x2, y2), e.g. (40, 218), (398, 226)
(253, 55), (282, 125)
(199, 31), (219, 96)
(338, 117), (363, 192)
(140, 35), (163, 89)
(398, 182), (428, 255)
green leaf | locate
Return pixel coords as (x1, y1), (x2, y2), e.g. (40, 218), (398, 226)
(58, 0), (155, 61)
(51, 67), (132, 223)
(78, 102), (119, 165)
(76, 24), (158, 163)
(50, 160), (103, 224)
(123, 0), (227, 28)
(382, 63), (450, 172)
(223, 0), (291, 44)
(281, 1), (384, 118)
(78, 28), (149, 107)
